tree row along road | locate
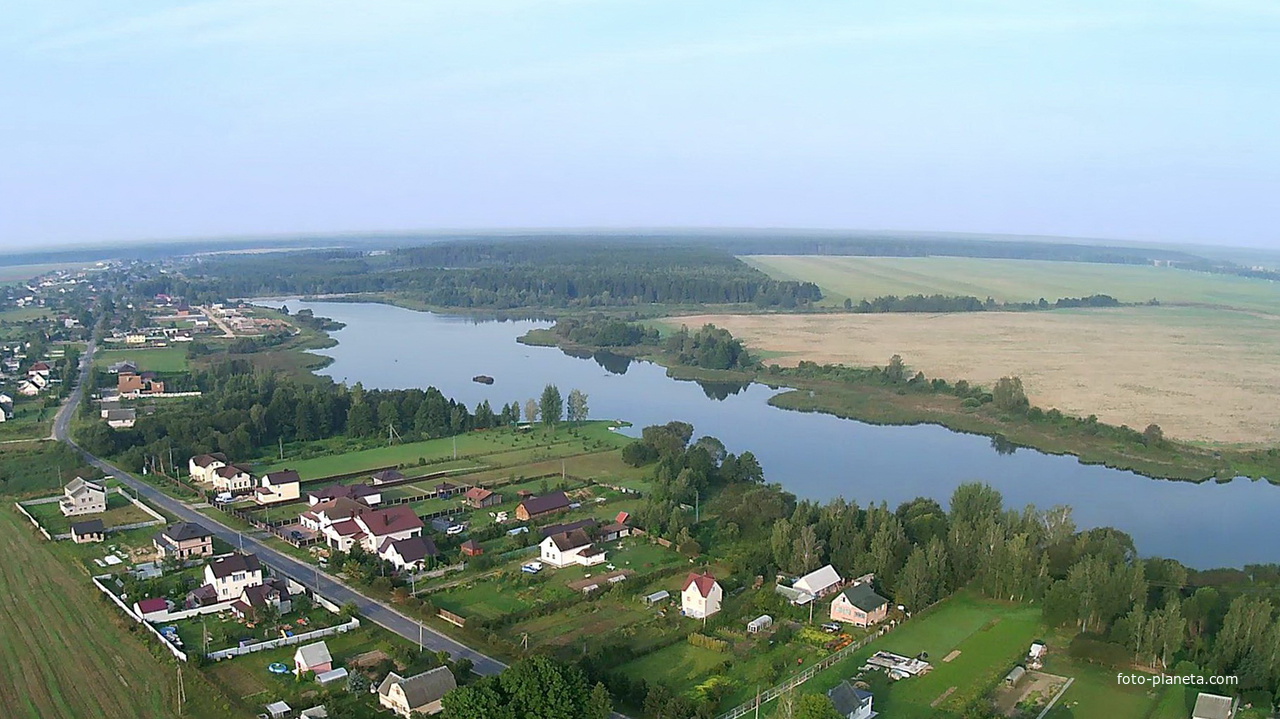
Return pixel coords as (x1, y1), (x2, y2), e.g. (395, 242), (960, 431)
(53, 338), (507, 676)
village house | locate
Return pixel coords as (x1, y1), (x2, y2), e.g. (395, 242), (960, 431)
(540, 518), (596, 538)
(255, 469), (301, 504)
(153, 522), (214, 560)
(515, 490), (571, 521)
(301, 496), (372, 533)
(212, 464), (255, 493)
(831, 582), (890, 628)
(306, 483), (381, 507)
(378, 535), (439, 571)
(201, 553), (264, 602)
(105, 408), (137, 428)
(188, 453), (229, 483)
(230, 578), (292, 621)
(377, 666), (457, 717)
(827, 681), (876, 719)
(294, 641), (333, 676)
(681, 572), (723, 619)
(60, 477), (107, 517)
(70, 519), (107, 544)
(459, 539), (483, 557)
(353, 505), (424, 553)
(599, 512), (632, 542)
(118, 370), (165, 397)
(463, 486), (501, 509)
(793, 564), (843, 598)
(369, 469), (405, 485)
(1192, 693), (1237, 719)
(540, 529), (607, 568)
(27, 361), (51, 378)
(18, 377), (43, 396)
(134, 597), (171, 621)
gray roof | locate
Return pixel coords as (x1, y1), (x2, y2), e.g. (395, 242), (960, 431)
(827, 681), (872, 716)
(378, 666), (456, 710)
(294, 641), (332, 669)
(65, 476), (104, 497)
(105, 408), (137, 421)
(208, 553), (261, 578)
(164, 522), (212, 542)
(837, 583), (889, 613)
(1193, 693), (1234, 719)
(71, 519), (106, 535)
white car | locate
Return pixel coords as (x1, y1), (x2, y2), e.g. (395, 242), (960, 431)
(445, 524), (466, 535)
(521, 562), (543, 574)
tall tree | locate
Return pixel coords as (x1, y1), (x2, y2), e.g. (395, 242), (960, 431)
(540, 384), (563, 426)
(524, 398), (540, 425)
(567, 389), (589, 424)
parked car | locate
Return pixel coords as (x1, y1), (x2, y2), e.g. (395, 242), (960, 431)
(821, 622), (842, 633)
(521, 562), (543, 574)
(214, 492), (233, 503)
(445, 524), (466, 536)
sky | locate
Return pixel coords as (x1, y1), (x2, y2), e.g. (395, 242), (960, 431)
(1, 0), (1278, 250)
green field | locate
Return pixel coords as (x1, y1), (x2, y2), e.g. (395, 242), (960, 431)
(617, 642), (730, 686)
(744, 255), (1280, 313)
(0, 507), (238, 719)
(786, 592), (1044, 718)
(0, 306), (54, 322)
(95, 346), (190, 373)
(1041, 657), (1196, 719)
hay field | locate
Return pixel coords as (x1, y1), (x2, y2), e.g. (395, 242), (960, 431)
(675, 307), (1280, 445)
(744, 256), (1280, 313)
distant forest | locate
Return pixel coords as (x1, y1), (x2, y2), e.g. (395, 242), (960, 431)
(147, 240), (824, 310)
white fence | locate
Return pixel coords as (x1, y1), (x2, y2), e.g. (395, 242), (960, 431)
(13, 502), (52, 540)
(143, 601), (234, 623)
(91, 575), (188, 662)
(206, 617), (360, 661)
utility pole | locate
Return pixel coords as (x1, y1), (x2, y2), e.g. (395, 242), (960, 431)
(452, 436), (457, 460)
(278, 436), (284, 461)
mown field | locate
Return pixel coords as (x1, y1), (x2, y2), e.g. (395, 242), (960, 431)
(95, 346), (190, 373)
(0, 507), (238, 719)
(743, 255), (1280, 313)
(675, 306), (1280, 446)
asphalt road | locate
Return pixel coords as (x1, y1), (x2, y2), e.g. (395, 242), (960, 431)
(54, 339), (507, 676)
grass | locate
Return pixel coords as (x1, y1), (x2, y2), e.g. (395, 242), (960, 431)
(1040, 657), (1185, 719)
(0, 400), (55, 440)
(0, 506), (241, 719)
(744, 255), (1280, 313)
(0, 306), (54, 322)
(94, 346), (190, 373)
(430, 581), (536, 619)
(24, 491), (159, 534)
(676, 306), (1280, 447)
(617, 642), (730, 687)
(168, 602), (342, 654)
(785, 592), (1044, 719)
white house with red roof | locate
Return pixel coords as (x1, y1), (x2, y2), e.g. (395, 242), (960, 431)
(681, 572), (723, 619)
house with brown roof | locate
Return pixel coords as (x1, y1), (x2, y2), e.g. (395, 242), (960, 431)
(188, 453), (229, 483)
(377, 666), (456, 717)
(201, 553), (264, 602)
(463, 487), (501, 509)
(255, 469), (301, 504)
(307, 483), (381, 507)
(213, 464), (254, 493)
(540, 529), (607, 568)
(230, 578), (291, 621)
(378, 536), (439, 570)
(153, 522), (214, 560)
(353, 506), (424, 553)
(369, 469), (405, 485)
(459, 539), (483, 557)
(681, 572), (723, 619)
(515, 490), (570, 521)
(301, 496), (373, 534)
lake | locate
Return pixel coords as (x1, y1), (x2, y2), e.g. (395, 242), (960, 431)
(261, 300), (1280, 569)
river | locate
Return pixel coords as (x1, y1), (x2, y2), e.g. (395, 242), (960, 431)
(260, 300), (1280, 569)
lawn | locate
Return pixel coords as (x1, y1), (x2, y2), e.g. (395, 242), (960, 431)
(744, 255), (1280, 313)
(95, 346), (190, 373)
(24, 491), (160, 534)
(1040, 656), (1189, 719)
(618, 642), (731, 688)
(0, 306), (54, 322)
(0, 507), (240, 719)
(259, 422), (629, 479)
(429, 580), (537, 620)
(0, 400), (54, 440)
(168, 600), (344, 655)
(512, 598), (654, 648)
(784, 592), (1044, 719)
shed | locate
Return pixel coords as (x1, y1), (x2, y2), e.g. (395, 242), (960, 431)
(300, 707), (329, 719)
(747, 615), (773, 633)
(315, 667), (349, 687)
(1004, 666), (1026, 687)
(644, 590), (670, 605)
(265, 700), (291, 719)
(294, 641), (333, 675)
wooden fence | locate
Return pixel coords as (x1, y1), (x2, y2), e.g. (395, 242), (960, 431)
(436, 608), (466, 628)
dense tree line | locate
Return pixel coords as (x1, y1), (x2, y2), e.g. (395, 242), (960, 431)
(78, 360), (488, 471)
(550, 317), (661, 347)
(663, 325), (754, 371)
(846, 293), (1123, 313)
(142, 240), (823, 309)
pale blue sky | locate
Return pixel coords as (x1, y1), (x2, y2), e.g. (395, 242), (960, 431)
(1, 1), (1277, 249)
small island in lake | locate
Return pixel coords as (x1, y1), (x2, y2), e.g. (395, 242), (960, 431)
(472, 375), (495, 385)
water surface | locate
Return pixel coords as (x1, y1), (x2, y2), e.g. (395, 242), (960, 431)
(260, 300), (1280, 569)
